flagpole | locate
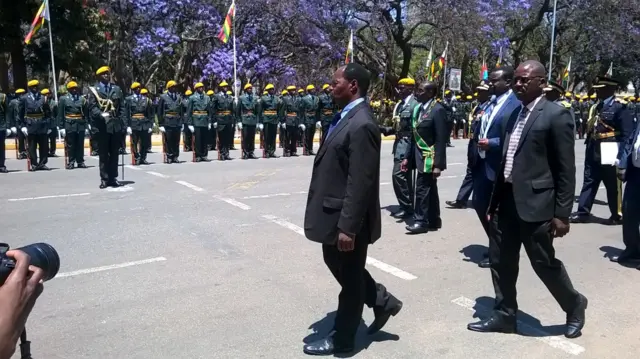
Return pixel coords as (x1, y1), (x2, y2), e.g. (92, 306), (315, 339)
(232, 0), (238, 102)
(350, 30), (354, 63)
(548, 0), (558, 81)
(442, 42), (448, 99)
(45, 0), (58, 102)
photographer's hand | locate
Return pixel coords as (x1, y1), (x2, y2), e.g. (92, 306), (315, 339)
(0, 250), (44, 359)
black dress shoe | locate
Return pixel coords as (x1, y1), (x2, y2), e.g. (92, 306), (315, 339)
(0, 167), (8, 173)
(610, 250), (640, 263)
(605, 216), (622, 226)
(569, 213), (590, 224)
(139, 160), (150, 165)
(391, 210), (412, 219)
(77, 162), (88, 168)
(66, 163), (75, 170)
(367, 300), (403, 335)
(428, 218), (442, 230)
(565, 294), (588, 338)
(303, 335), (353, 356)
(478, 258), (490, 268)
(99, 181), (108, 189)
(467, 316), (517, 334)
(445, 200), (467, 209)
(406, 223), (428, 234)
(108, 180), (122, 188)
(39, 165), (50, 171)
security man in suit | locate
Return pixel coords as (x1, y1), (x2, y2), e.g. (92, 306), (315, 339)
(401, 81), (449, 234)
(237, 83), (260, 159)
(125, 82), (154, 165)
(301, 84), (320, 155)
(87, 66), (125, 187)
(616, 121), (640, 265)
(19, 80), (53, 171)
(58, 81), (89, 169)
(571, 77), (634, 225)
(9, 89), (27, 159)
(0, 89), (16, 173)
(318, 84), (335, 146)
(259, 84), (279, 158)
(213, 81), (235, 160)
(157, 80), (184, 164)
(187, 82), (213, 162)
(279, 86), (301, 156)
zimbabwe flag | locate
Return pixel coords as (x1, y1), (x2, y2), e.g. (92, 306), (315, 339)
(217, 1), (236, 44)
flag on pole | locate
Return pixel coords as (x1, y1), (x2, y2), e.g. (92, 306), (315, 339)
(24, 0), (50, 45)
(496, 47), (503, 68)
(560, 57), (571, 88)
(425, 43), (434, 81)
(481, 59), (488, 80)
(434, 42), (448, 79)
(345, 30), (354, 64)
(605, 62), (613, 78)
(217, 1), (236, 44)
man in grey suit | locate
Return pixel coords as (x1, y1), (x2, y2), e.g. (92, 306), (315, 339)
(467, 60), (587, 339)
(303, 64), (403, 356)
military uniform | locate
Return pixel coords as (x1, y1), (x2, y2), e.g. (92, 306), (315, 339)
(187, 86), (213, 161)
(19, 84), (53, 171)
(300, 86), (320, 155)
(318, 86), (335, 146)
(58, 84), (89, 168)
(279, 90), (301, 156)
(237, 86), (260, 159)
(0, 91), (14, 172)
(157, 85), (183, 163)
(8, 91), (26, 159)
(259, 86), (279, 158)
(390, 92), (419, 215)
(125, 90), (154, 164)
(213, 89), (235, 160)
(206, 90), (217, 150)
(182, 93), (193, 152)
(42, 90), (59, 157)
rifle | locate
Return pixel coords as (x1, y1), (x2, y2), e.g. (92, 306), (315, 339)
(161, 132), (168, 164)
(130, 133), (135, 165)
(192, 132), (196, 162)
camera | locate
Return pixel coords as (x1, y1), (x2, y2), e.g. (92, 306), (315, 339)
(0, 243), (60, 286)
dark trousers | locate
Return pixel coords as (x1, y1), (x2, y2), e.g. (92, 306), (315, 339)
(146, 130), (153, 152)
(48, 128), (57, 155)
(446, 121), (454, 144)
(131, 130), (149, 162)
(17, 130), (26, 153)
(194, 126), (209, 159)
(491, 183), (580, 318)
(208, 127), (217, 150)
(392, 159), (413, 212)
(472, 171), (494, 236)
(27, 133), (48, 166)
(455, 164), (474, 203)
(414, 172), (440, 226)
(98, 132), (120, 181)
(119, 133), (127, 152)
(183, 125), (194, 151)
(164, 127), (181, 160)
(322, 225), (393, 347)
(576, 156), (621, 218)
(264, 123), (278, 156)
(241, 125), (256, 155)
(622, 168), (640, 254)
(0, 131), (5, 168)
(285, 126), (298, 154)
(217, 124), (233, 157)
(90, 133), (99, 154)
(228, 123), (236, 148)
(66, 131), (86, 164)
(303, 125), (315, 154)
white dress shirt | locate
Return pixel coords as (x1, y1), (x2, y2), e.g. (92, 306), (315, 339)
(633, 130), (640, 168)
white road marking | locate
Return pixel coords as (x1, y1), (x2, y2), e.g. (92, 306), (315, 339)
(124, 165), (142, 170)
(175, 180), (205, 192)
(241, 191), (307, 199)
(215, 196), (251, 210)
(261, 215), (418, 280)
(58, 257), (167, 278)
(448, 162), (464, 165)
(146, 171), (169, 178)
(8, 193), (90, 202)
(380, 182), (391, 186)
(451, 296), (586, 356)
(440, 175), (460, 179)
(106, 186), (134, 192)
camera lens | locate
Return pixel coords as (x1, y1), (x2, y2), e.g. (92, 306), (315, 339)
(17, 243), (60, 281)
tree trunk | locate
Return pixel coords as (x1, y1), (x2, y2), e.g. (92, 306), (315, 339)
(0, 53), (8, 91)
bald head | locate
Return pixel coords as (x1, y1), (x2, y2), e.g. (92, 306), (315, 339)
(420, 81), (438, 91)
(520, 60), (546, 78)
(514, 60), (547, 104)
(416, 81), (438, 103)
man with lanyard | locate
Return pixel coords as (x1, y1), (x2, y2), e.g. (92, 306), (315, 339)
(19, 80), (53, 171)
(400, 81), (449, 234)
(570, 77), (634, 229)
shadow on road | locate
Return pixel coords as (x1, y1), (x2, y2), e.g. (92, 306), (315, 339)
(460, 244), (488, 265)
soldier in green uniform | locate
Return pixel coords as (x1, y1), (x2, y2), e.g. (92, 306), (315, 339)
(9, 89), (27, 159)
(259, 84), (279, 158)
(543, 81), (575, 124)
(279, 86), (301, 156)
(213, 83), (235, 160)
(0, 89), (16, 173)
(278, 89), (287, 148)
(125, 82), (154, 165)
(87, 66), (125, 187)
(206, 89), (216, 150)
(236, 83), (260, 159)
(187, 82), (213, 162)
(300, 84), (320, 155)
(182, 89), (193, 152)
(157, 80), (183, 164)
(19, 80), (53, 171)
(317, 84), (335, 146)
(58, 81), (89, 169)
(40, 88), (59, 157)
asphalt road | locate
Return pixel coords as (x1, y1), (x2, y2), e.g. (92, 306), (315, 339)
(1, 139), (637, 359)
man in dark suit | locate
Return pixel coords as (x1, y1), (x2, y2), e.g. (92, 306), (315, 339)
(401, 81), (448, 234)
(615, 123), (640, 267)
(303, 64), (402, 356)
(467, 60), (587, 339)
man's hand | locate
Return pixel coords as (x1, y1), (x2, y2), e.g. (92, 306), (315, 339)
(433, 168), (441, 179)
(617, 169), (626, 182)
(337, 231), (355, 252)
(550, 218), (570, 238)
(477, 138), (489, 151)
(0, 250), (44, 359)
(400, 159), (409, 172)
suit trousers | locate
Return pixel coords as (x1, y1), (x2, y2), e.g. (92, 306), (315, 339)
(303, 126), (315, 153)
(285, 126), (298, 154)
(0, 131), (5, 168)
(490, 183), (580, 318)
(264, 123), (278, 156)
(90, 132), (99, 154)
(622, 167), (640, 255)
(242, 125), (256, 155)
(194, 126), (209, 159)
(98, 132), (120, 181)
(576, 156), (621, 218)
(27, 133), (48, 166)
(131, 130), (149, 162)
(455, 164), (473, 203)
(392, 159), (413, 212)
(414, 172), (440, 226)
(48, 128), (57, 155)
(65, 131), (86, 164)
(472, 171), (495, 236)
(164, 126), (181, 160)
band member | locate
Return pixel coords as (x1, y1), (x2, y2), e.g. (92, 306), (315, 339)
(125, 82), (154, 165)
(401, 81), (448, 234)
(87, 66), (125, 187)
(260, 84), (279, 158)
(301, 84), (319, 155)
(58, 81), (89, 169)
(19, 80), (53, 171)
(318, 84), (335, 146)
(187, 82), (212, 162)
(280, 86), (300, 156)
(213, 81), (235, 160)
(237, 83), (260, 159)
(157, 80), (184, 164)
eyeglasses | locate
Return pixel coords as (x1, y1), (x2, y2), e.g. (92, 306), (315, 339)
(514, 76), (544, 85)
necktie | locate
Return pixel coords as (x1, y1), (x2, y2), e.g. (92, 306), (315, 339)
(326, 113), (342, 138)
(479, 99), (497, 139)
(503, 107), (530, 181)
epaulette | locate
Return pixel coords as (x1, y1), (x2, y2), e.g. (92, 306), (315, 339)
(560, 101), (572, 109)
(615, 98), (628, 105)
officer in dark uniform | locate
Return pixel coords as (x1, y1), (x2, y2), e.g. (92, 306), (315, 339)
(182, 89), (193, 152)
(571, 77), (634, 225)
(125, 82), (154, 165)
(544, 81), (575, 122)
(40, 88), (59, 157)
(157, 80), (183, 164)
(401, 81), (449, 234)
(278, 89), (287, 148)
(9, 89), (27, 159)
(0, 89), (15, 173)
(19, 79), (53, 171)
(317, 84), (335, 146)
(279, 86), (301, 156)
(213, 81), (235, 160)
(442, 90), (455, 147)
(187, 82), (213, 162)
(237, 83), (260, 159)
(300, 84), (320, 155)
(206, 89), (216, 150)
(58, 81), (89, 169)
(572, 93), (584, 139)
(259, 84), (279, 158)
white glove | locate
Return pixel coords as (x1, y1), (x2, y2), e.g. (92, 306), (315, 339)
(452, 107), (457, 112)
(5, 129), (10, 136)
(189, 125), (195, 132)
(237, 123), (243, 130)
(87, 124), (92, 131)
(214, 122), (218, 128)
(299, 124), (306, 131)
(10, 127), (16, 134)
(148, 128), (153, 133)
(258, 123), (264, 130)
(316, 121), (321, 129)
(21, 127), (28, 136)
(280, 123), (286, 129)
(85, 129), (89, 135)
(127, 127), (132, 135)
(47, 129), (52, 135)
(208, 123), (212, 130)
(159, 126), (166, 133)
(59, 129), (66, 137)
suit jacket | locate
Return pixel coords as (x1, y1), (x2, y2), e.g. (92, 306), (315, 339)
(405, 101), (448, 172)
(617, 123), (640, 172)
(303, 101), (382, 244)
(473, 92), (520, 181)
(488, 97), (576, 222)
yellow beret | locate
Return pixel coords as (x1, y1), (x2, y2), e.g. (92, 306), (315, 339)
(306, 84), (315, 91)
(466, 95), (473, 100)
(455, 95), (461, 99)
(140, 89), (148, 94)
(264, 84), (275, 91)
(166, 80), (177, 89)
(40, 88), (50, 95)
(281, 90), (288, 95)
(185, 90), (193, 96)
(226, 90), (232, 95)
(565, 92), (572, 97)
(66, 81), (78, 89)
(445, 90), (451, 95)
(15, 89), (25, 94)
(263, 91), (268, 95)
(131, 82), (141, 90)
(298, 89), (304, 93)
(590, 94), (596, 99)
(398, 78), (415, 86)
(194, 82), (204, 89)
(96, 66), (110, 75)
(206, 90), (214, 96)
(244, 83), (253, 90)
(630, 96), (637, 101)
(473, 92), (478, 96)
(219, 81), (229, 87)
(27, 80), (39, 87)
(286, 86), (296, 91)
(322, 84), (330, 90)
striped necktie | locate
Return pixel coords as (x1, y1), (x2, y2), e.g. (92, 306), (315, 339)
(504, 107), (530, 181)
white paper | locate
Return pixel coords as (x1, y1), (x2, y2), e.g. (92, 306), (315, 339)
(600, 142), (620, 165)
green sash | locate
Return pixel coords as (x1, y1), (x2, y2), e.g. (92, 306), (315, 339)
(412, 101), (437, 173)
